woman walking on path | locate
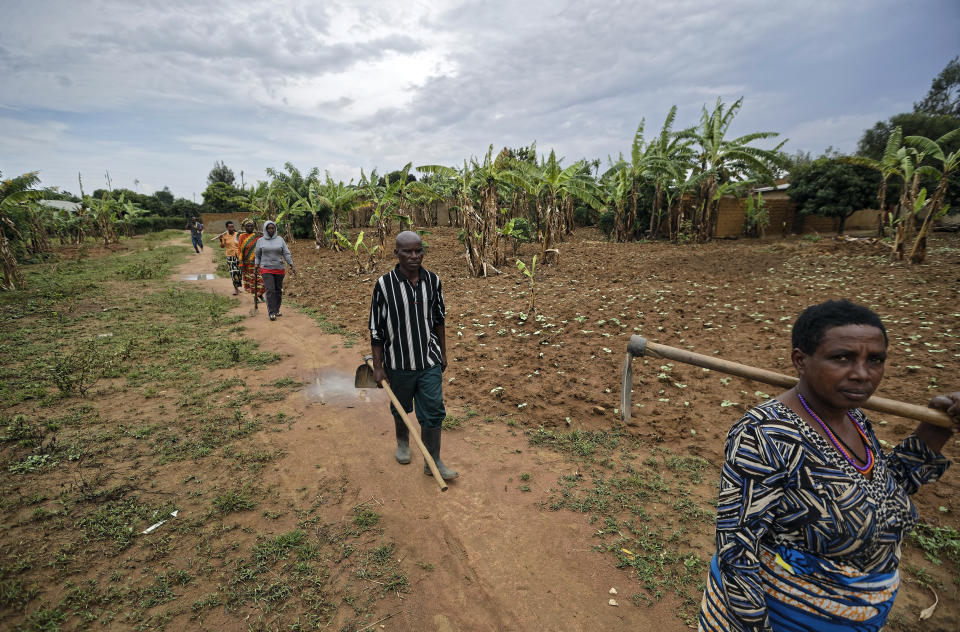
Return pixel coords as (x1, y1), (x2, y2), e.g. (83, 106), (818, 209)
(217, 220), (242, 295)
(254, 220), (297, 321)
(237, 220), (264, 303)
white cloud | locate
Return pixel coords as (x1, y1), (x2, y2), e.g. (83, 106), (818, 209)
(1, 0), (958, 197)
(0, 116), (68, 150)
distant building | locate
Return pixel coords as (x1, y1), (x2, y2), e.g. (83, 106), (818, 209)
(39, 200), (82, 213)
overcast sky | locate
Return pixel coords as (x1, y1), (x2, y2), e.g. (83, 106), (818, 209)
(2, 0), (958, 201)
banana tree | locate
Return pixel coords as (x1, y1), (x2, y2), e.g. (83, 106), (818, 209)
(890, 144), (930, 260)
(848, 127), (904, 236)
(383, 163), (415, 226)
(0, 171), (43, 290)
(647, 106), (696, 238)
(317, 175), (362, 249)
(266, 162), (320, 241)
(600, 160), (633, 242)
(688, 98), (786, 241)
(83, 190), (121, 246)
(468, 146), (524, 265)
(903, 127), (960, 263)
(523, 151), (600, 260)
(359, 168), (409, 253)
(237, 180), (282, 224)
(625, 121), (654, 240)
(407, 180), (442, 228)
(419, 162), (498, 276)
(285, 180), (328, 248)
(665, 167), (704, 242)
(115, 197), (148, 238)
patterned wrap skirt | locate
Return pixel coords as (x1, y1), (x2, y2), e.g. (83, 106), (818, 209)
(700, 545), (898, 632)
(226, 255), (242, 288)
(237, 233), (264, 298)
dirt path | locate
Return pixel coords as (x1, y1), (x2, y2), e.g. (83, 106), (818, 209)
(178, 243), (681, 630)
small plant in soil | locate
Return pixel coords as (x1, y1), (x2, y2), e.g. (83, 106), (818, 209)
(335, 230), (381, 274)
(516, 254), (537, 313)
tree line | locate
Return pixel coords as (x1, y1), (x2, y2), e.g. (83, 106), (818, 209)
(3, 59), (957, 289)
(202, 57), (958, 277)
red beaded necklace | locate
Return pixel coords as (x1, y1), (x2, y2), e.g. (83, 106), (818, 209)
(797, 393), (874, 476)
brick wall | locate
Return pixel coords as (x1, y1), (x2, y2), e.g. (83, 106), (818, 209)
(713, 196), (745, 238)
(713, 192), (797, 238)
(199, 212), (247, 234)
(711, 191), (879, 237)
(766, 195), (796, 235)
(798, 209), (881, 234)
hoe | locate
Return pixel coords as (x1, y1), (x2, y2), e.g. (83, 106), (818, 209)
(620, 335), (952, 427)
(355, 355), (448, 491)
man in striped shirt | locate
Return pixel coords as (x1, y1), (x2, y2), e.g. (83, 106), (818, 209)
(369, 231), (458, 480)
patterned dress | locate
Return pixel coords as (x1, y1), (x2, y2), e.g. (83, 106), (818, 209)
(237, 231), (264, 299)
(699, 399), (950, 632)
(219, 232), (242, 289)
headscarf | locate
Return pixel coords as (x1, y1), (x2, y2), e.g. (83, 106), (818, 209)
(262, 220), (279, 240)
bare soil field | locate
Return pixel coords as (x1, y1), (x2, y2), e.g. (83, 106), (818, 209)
(1, 228), (957, 631)
(287, 227), (960, 630)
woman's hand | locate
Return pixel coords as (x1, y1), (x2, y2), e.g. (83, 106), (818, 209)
(928, 392), (960, 433)
(915, 392), (960, 453)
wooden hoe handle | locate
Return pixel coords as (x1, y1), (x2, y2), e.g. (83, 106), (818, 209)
(367, 360), (448, 491)
(623, 335), (953, 428)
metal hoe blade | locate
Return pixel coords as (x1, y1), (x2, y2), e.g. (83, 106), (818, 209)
(354, 363), (378, 389)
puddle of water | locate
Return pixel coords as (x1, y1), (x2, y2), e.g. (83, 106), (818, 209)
(303, 367), (373, 405)
(181, 274), (217, 281)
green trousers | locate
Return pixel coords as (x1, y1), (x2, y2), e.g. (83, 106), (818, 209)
(385, 364), (446, 430)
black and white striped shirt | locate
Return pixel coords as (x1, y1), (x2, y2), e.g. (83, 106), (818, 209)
(369, 265), (446, 370)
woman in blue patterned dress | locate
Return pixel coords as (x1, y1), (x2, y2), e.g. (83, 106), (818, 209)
(699, 299), (959, 632)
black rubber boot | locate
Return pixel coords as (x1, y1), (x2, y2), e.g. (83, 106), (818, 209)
(422, 427), (458, 480)
(394, 417), (410, 464)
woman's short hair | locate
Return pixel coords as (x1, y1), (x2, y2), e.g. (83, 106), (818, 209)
(792, 299), (888, 354)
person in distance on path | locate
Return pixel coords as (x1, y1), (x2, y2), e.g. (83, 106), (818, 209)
(369, 231), (457, 480)
(187, 216), (204, 254)
(254, 220), (296, 321)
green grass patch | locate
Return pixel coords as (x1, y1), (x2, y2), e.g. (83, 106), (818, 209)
(212, 489), (256, 515)
(530, 427), (716, 626)
(441, 415), (463, 430)
(910, 523), (960, 567)
(294, 303), (359, 346)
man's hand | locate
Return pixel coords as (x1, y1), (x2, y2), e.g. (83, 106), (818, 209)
(289, 266), (298, 276)
(440, 355), (447, 372)
(373, 366), (387, 388)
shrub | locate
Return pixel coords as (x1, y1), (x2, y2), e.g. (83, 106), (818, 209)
(42, 342), (105, 396)
(743, 192), (769, 238)
(117, 255), (170, 280)
(598, 210), (616, 238)
(512, 217), (533, 242)
(573, 204), (598, 226)
(126, 216), (185, 235)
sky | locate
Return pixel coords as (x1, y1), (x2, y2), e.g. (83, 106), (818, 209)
(2, 0), (958, 202)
